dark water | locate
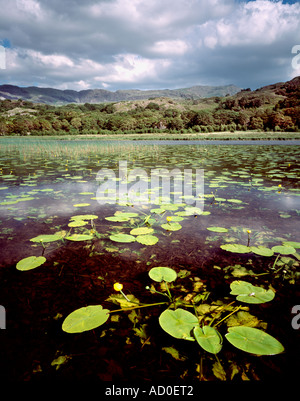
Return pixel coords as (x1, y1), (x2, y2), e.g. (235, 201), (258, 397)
(0, 138), (299, 382)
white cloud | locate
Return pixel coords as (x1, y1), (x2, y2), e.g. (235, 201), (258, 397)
(201, 0), (300, 48)
(0, 0), (299, 90)
(95, 53), (170, 85)
(150, 40), (189, 56)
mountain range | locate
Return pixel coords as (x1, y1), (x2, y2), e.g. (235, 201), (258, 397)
(0, 83), (241, 105)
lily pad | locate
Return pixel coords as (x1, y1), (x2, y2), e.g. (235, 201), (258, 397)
(225, 326), (284, 355)
(271, 245), (296, 255)
(220, 244), (251, 254)
(30, 233), (65, 243)
(130, 227), (154, 236)
(68, 220), (88, 227)
(105, 216), (130, 222)
(109, 233), (136, 243)
(159, 308), (198, 341)
(62, 305), (110, 333)
(207, 226), (228, 233)
(230, 280), (275, 304)
(73, 203), (90, 207)
(65, 234), (94, 241)
(70, 214), (98, 221)
(193, 325), (223, 354)
(161, 222), (182, 231)
(16, 256), (46, 271)
(282, 241), (300, 249)
(250, 246), (274, 257)
(136, 234), (158, 245)
(149, 266), (177, 283)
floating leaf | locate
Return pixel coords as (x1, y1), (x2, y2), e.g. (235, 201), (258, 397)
(115, 212), (139, 218)
(282, 241), (300, 249)
(227, 199), (243, 203)
(109, 233), (136, 243)
(250, 246), (274, 257)
(30, 233), (65, 243)
(225, 326), (284, 355)
(16, 256), (46, 271)
(220, 244), (251, 254)
(62, 305), (110, 333)
(65, 234), (94, 241)
(68, 220), (88, 227)
(136, 234), (158, 245)
(70, 214), (98, 221)
(207, 226), (228, 233)
(194, 325), (223, 354)
(230, 280), (275, 304)
(73, 203), (90, 207)
(130, 227), (154, 236)
(149, 266), (177, 283)
(166, 215), (184, 222)
(159, 308), (198, 341)
(161, 222), (182, 231)
(105, 216), (130, 222)
(271, 245), (296, 255)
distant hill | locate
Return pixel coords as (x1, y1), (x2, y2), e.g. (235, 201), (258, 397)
(0, 83), (241, 105)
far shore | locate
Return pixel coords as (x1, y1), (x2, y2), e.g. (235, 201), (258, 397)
(1, 131), (300, 141)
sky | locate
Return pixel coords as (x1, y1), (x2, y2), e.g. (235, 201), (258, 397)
(0, 0), (300, 92)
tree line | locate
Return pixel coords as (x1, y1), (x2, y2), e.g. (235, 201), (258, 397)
(0, 88), (299, 136)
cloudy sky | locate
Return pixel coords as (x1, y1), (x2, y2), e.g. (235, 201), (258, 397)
(0, 0), (299, 91)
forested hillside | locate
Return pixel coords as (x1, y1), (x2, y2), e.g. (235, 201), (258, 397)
(0, 77), (299, 136)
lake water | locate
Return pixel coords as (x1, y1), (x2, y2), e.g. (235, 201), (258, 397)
(0, 138), (299, 381)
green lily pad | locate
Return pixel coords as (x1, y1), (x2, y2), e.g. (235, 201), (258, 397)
(109, 233), (136, 243)
(16, 256), (46, 271)
(282, 241), (300, 249)
(62, 305), (110, 333)
(161, 222), (182, 231)
(207, 227), (228, 233)
(194, 325), (223, 354)
(220, 244), (251, 254)
(65, 234), (94, 241)
(115, 212), (139, 218)
(271, 245), (296, 255)
(136, 234), (158, 245)
(70, 214), (98, 221)
(149, 266), (177, 283)
(130, 227), (154, 236)
(225, 326), (284, 355)
(159, 308), (198, 341)
(105, 216), (130, 222)
(166, 215), (184, 222)
(68, 220), (88, 227)
(30, 233), (65, 243)
(227, 199), (243, 203)
(230, 280), (275, 304)
(250, 246), (274, 257)
(73, 203), (90, 207)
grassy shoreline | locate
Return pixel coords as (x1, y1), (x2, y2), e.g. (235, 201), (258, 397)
(1, 131), (300, 141)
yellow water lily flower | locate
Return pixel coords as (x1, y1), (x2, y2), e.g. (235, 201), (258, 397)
(113, 282), (123, 292)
